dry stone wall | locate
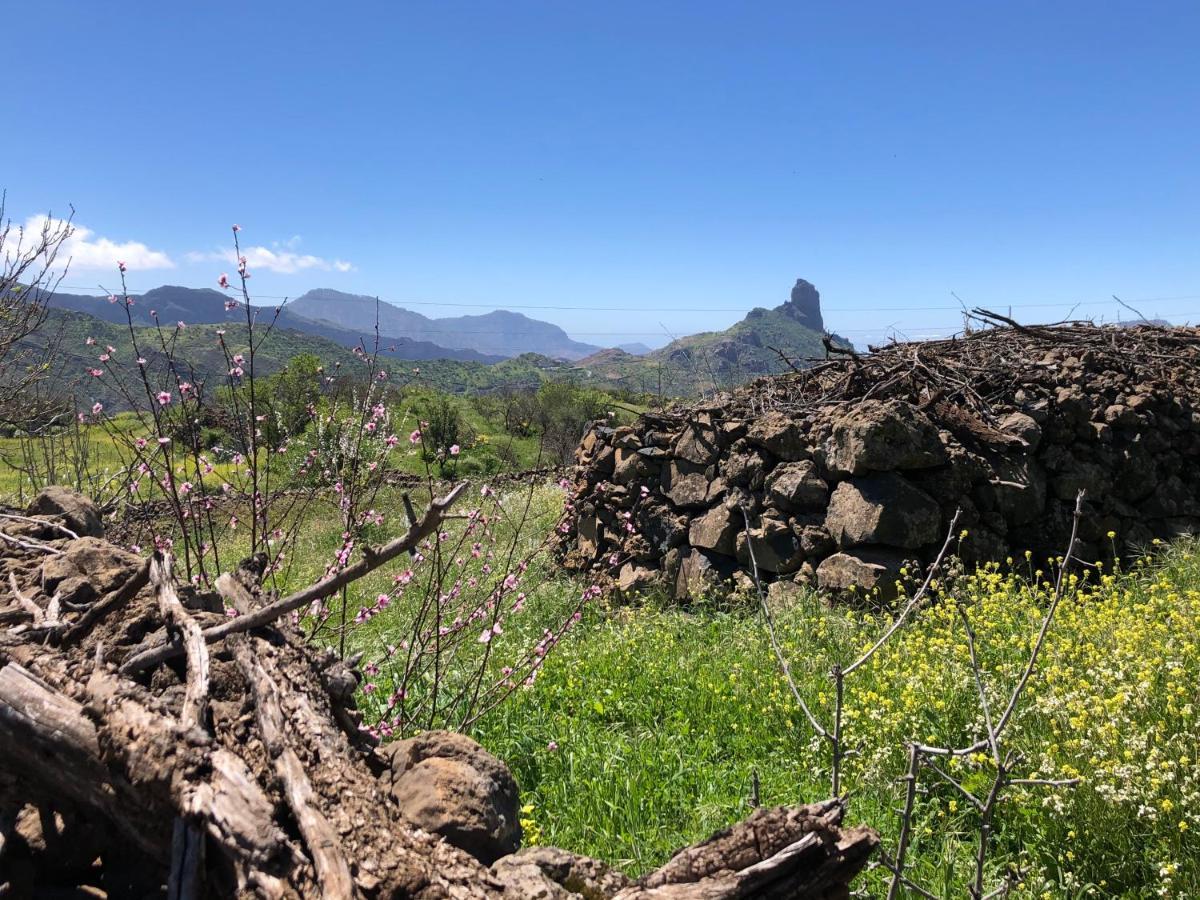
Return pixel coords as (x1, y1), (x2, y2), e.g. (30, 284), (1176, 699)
(559, 323), (1200, 601)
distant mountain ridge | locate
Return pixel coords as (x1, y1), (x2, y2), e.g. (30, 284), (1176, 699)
(42, 286), (503, 363)
(288, 289), (602, 361)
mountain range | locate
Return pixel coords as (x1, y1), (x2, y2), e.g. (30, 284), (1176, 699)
(31, 278), (841, 403)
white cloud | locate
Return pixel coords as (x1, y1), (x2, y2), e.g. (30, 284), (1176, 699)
(188, 238), (355, 275)
(9, 215), (174, 272)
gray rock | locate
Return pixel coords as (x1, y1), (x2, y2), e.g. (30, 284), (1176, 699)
(826, 401), (947, 475)
(382, 730), (521, 865)
(27, 486), (104, 538)
(825, 475), (941, 549)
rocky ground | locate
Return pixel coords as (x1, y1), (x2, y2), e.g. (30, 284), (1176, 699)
(560, 320), (1200, 602)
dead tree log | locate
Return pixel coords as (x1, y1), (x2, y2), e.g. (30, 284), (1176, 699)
(0, 486), (878, 897)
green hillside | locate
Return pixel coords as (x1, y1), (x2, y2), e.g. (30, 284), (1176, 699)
(570, 279), (848, 397)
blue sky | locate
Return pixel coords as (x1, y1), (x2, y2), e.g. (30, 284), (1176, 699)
(5, 1), (1198, 348)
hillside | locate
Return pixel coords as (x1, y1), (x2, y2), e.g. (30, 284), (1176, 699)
(42, 286), (502, 364)
(571, 279), (847, 396)
(29, 308), (612, 411)
(289, 289), (602, 360)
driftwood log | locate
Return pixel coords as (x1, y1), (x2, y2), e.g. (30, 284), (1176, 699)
(0, 486), (877, 898)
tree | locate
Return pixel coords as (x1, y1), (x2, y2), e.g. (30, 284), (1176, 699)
(0, 195), (74, 429)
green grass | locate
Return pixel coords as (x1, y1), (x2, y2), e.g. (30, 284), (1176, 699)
(458, 541), (1200, 898)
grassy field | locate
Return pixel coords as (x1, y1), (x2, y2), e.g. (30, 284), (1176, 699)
(459, 515), (1196, 897)
(7, 441), (1194, 897)
(278, 482), (1199, 897)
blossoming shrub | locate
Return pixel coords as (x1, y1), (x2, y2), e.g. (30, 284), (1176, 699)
(474, 542), (1199, 897)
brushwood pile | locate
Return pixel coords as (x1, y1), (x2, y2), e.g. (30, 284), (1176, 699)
(560, 322), (1200, 601)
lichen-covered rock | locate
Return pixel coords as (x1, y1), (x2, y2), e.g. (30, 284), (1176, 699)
(675, 547), (737, 600)
(825, 475), (942, 550)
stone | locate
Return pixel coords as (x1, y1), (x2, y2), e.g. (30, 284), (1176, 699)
(674, 548), (737, 600)
(797, 523), (834, 558)
(41, 537), (140, 595)
(382, 730), (521, 865)
(724, 448), (767, 488)
(27, 486), (104, 538)
(661, 460), (711, 508)
(989, 457), (1048, 526)
(746, 413), (810, 461)
(736, 523), (804, 574)
(688, 505), (737, 556)
(617, 563), (659, 595)
(825, 475), (942, 550)
(492, 846), (631, 899)
(634, 503), (688, 554)
(766, 579), (806, 610)
(765, 460), (828, 510)
(998, 411), (1042, 451)
(816, 548), (910, 601)
(826, 401), (947, 475)
(612, 448), (647, 485)
(576, 516), (601, 560)
(674, 426), (719, 466)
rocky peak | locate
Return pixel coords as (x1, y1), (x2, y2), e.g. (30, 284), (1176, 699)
(781, 278), (824, 332)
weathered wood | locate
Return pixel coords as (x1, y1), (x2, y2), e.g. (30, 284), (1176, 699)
(233, 636), (356, 899)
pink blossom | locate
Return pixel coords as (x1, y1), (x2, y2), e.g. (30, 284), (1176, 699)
(365, 421), (377, 433)
(230, 366), (244, 377)
(88, 368), (104, 377)
(547, 741), (558, 751)
(385, 434), (399, 448)
(232, 224), (242, 233)
(85, 336), (96, 346)
(177, 320), (186, 329)
(218, 273), (230, 289)
(449, 444), (460, 456)
(157, 436), (171, 445)
(180, 482), (193, 495)
(156, 391), (172, 406)
(118, 260), (127, 273)
(409, 429), (422, 444)
(98, 353), (110, 362)
(137, 357), (147, 366)
(232, 354), (245, 365)
(224, 299), (238, 310)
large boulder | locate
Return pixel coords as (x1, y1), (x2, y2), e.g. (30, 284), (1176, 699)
(26, 486), (104, 538)
(381, 730), (521, 865)
(825, 475), (942, 550)
(826, 401), (947, 475)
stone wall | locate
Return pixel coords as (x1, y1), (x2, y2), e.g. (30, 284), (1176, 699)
(559, 324), (1200, 601)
